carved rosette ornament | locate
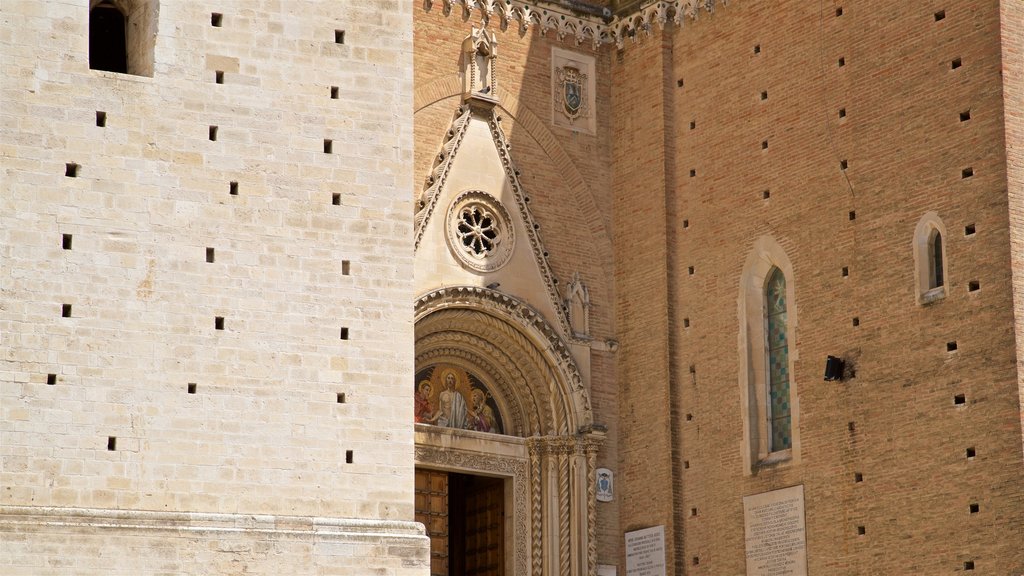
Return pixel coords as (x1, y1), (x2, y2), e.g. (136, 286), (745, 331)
(445, 190), (514, 273)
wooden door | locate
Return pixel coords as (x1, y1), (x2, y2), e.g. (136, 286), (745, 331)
(415, 469), (450, 576)
(458, 475), (504, 576)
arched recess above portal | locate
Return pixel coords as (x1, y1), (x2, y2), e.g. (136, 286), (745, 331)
(415, 310), (559, 435)
(415, 286), (593, 435)
(415, 337), (536, 436)
(413, 75), (613, 295)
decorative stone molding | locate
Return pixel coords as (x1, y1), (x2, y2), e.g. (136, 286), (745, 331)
(415, 443), (530, 576)
(416, 286), (593, 431)
(422, 0), (728, 49)
(445, 190), (515, 272)
(486, 113), (579, 341)
(424, 0), (608, 48)
(608, 0), (726, 48)
(415, 106), (472, 249)
(0, 505), (426, 538)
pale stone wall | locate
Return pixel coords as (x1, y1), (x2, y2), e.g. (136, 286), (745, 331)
(1, 0), (427, 573)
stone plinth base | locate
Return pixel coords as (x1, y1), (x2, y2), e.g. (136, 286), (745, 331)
(0, 506), (429, 575)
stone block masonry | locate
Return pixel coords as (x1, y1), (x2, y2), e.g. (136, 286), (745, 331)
(0, 0), (427, 573)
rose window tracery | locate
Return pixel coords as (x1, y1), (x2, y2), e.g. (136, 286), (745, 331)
(445, 190), (514, 272)
(457, 205), (498, 256)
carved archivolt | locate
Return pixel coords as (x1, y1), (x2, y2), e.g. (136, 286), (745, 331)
(422, 0), (728, 49)
(416, 286), (592, 433)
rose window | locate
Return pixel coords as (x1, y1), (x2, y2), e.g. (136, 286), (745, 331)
(445, 191), (514, 273)
(457, 205), (498, 257)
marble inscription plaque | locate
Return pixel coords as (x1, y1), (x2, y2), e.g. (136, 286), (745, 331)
(625, 525), (666, 576)
(743, 485), (807, 576)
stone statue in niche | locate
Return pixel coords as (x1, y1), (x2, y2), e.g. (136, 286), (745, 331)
(565, 272), (591, 339)
(462, 27), (498, 103)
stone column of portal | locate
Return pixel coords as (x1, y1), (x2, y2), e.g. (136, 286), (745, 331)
(528, 438), (544, 576)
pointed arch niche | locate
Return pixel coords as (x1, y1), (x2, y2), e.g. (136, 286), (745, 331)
(414, 286), (602, 576)
(738, 237), (801, 474)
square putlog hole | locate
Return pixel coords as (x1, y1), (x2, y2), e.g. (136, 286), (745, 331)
(966, 447), (976, 459)
(760, 90), (768, 101)
(96, 111), (106, 127)
(965, 223), (976, 236)
(323, 139), (333, 154)
(753, 44), (761, 54)
(211, 12), (223, 27)
(62, 234), (73, 250)
(960, 110), (971, 122)
(208, 126), (218, 141)
(857, 526), (866, 535)
(969, 503), (979, 514)
(65, 163), (79, 178)
(839, 108), (847, 119)
(683, 318), (690, 328)
(934, 10), (945, 21)
(835, 6), (843, 16)
(340, 327), (349, 340)
(842, 266), (850, 277)
(107, 436), (117, 451)
(947, 341), (958, 352)
(954, 393), (966, 405)
(330, 86), (339, 99)
(187, 383), (197, 394)
(206, 247), (215, 263)
(962, 167), (974, 179)
(215, 71), (224, 84)
(951, 57), (962, 69)
(849, 210), (857, 221)
(345, 450), (353, 463)
(47, 373), (57, 385)
(968, 280), (980, 292)
(332, 193), (341, 205)
(838, 56), (846, 67)
(964, 561), (975, 571)
(854, 472), (863, 483)
(229, 181), (239, 195)
(61, 304), (72, 318)
(336, 392), (346, 404)
(335, 30), (345, 44)
(215, 316), (225, 330)
(762, 189), (771, 200)
(341, 260), (351, 276)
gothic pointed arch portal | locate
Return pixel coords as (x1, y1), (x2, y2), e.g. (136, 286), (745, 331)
(414, 286), (602, 576)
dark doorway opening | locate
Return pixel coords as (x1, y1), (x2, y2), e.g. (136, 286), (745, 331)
(415, 468), (505, 576)
(90, 2), (128, 73)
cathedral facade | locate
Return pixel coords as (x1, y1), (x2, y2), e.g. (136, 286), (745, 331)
(2, 0), (1024, 574)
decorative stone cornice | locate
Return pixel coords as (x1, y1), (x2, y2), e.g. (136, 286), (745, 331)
(609, 0), (725, 48)
(422, 0), (727, 49)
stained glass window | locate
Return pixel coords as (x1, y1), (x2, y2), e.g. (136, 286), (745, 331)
(765, 267), (791, 452)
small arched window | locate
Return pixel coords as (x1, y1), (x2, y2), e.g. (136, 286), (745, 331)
(914, 212), (948, 304)
(765, 267), (792, 452)
(89, 2), (128, 74)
